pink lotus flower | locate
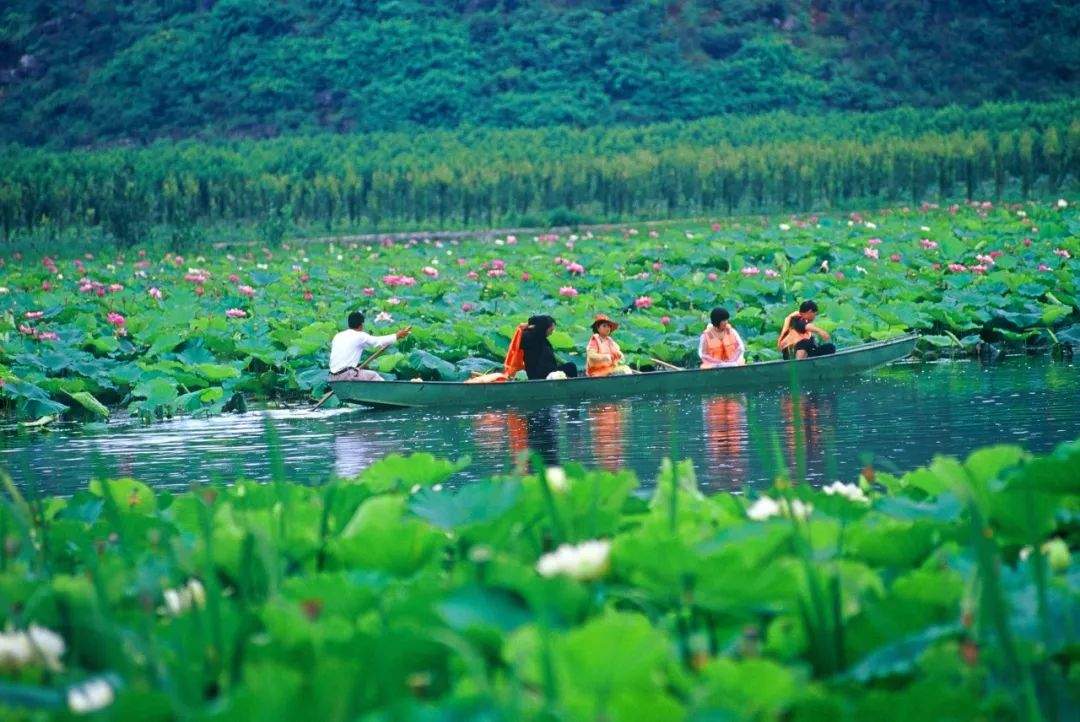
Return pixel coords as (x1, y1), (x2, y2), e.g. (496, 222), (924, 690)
(237, 285), (256, 297)
(303, 290), (313, 301)
(834, 271), (845, 280)
(652, 261), (662, 271)
(566, 262), (585, 275)
(711, 223), (722, 232)
(889, 253), (902, 262)
(867, 237), (882, 245)
(25, 310), (44, 319)
(975, 254), (995, 266)
(490, 259), (506, 270)
(947, 263), (968, 273)
(1023, 238), (1032, 247)
(148, 287), (162, 300)
(362, 287), (375, 296)
(1054, 248), (1071, 259)
(932, 263), (942, 270)
(558, 286), (578, 298)
(506, 235), (517, 244)
(648, 230), (659, 238)
(740, 266), (760, 277)
(37, 331), (58, 341)
(422, 266), (439, 278)
(920, 239), (938, 250)
(41, 280), (52, 291)
(461, 302), (475, 312)
(387, 297), (402, 305)
(228, 273), (240, 284)
(375, 311), (393, 323)
(863, 247), (879, 260)
(764, 269), (780, 279)
(300, 273), (310, 283)
(225, 308), (247, 319)
(184, 271), (209, 284)
(1038, 263), (1051, 272)
(989, 250), (1003, 259)
(18, 324), (35, 336)
(95, 287), (105, 297)
(457, 258), (467, 266)
(467, 271), (479, 280)
(520, 272), (531, 281)
(383, 274), (417, 287)
(107, 312), (125, 326)
(634, 296), (653, 309)
(660, 315), (671, 325)
(707, 272), (718, 282)
(487, 268), (506, 277)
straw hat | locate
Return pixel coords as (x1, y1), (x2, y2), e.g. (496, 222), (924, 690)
(591, 314), (619, 333)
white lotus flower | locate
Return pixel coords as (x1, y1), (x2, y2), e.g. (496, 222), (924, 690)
(28, 624), (66, 671)
(536, 540), (611, 581)
(1016, 210), (1027, 218)
(375, 311), (393, 323)
(1057, 198), (1068, 209)
(162, 579), (207, 616)
(544, 466), (568, 492)
(746, 496), (812, 521)
(67, 678), (115, 714)
(778, 223), (791, 231)
(822, 481), (869, 504)
(0, 631), (34, 669)
(865, 222), (877, 229)
(0, 286), (9, 294)
(820, 260), (829, 272)
(920, 225), (931, 232)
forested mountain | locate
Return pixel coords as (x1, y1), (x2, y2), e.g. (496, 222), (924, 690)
(1, 0), (1077, 148)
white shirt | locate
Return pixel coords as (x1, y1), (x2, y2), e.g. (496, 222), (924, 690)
(329, 329), (397, 373)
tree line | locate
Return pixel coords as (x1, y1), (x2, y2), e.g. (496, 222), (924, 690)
(1, 102), (1077, 243)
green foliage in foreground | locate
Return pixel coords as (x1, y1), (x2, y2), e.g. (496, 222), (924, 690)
(1, 201), (1078, 422)
(2, 100), (1079, 243)
(0, 431), (1077, 720)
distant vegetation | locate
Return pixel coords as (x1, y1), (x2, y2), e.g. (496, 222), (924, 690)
(0, 101), (1077, 244)
(1, 1), (1078, 147)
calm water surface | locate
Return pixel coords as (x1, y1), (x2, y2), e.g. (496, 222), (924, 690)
(2, 359), (1078, 495)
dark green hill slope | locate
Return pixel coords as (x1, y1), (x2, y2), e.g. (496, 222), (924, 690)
(1, 0), (1077, 147)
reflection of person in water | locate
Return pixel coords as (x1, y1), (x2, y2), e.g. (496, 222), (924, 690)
(780, 390), (835, 477)
(525, 408), (560, 467)
(588, 402), (627, 471)
(473, 411), (530, 473)
(333, 431), (396, 479)
(702, 395), (747, 486)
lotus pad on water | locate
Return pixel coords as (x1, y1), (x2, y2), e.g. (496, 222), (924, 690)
(1, 200), (1077, 421)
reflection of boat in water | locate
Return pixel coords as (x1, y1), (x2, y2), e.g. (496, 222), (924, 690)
(702, 395), (747, 483)
(332, 335), (917, 409)
(588, 402), (628, 471)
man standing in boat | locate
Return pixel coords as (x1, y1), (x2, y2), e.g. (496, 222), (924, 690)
(328, 310), (411, 381)
(777, 300), (835, 359)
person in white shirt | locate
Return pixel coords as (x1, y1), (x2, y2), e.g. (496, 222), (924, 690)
(328, 311), (411, 381)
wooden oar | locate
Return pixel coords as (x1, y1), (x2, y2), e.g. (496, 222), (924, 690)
(650, 357), (684, 371)
(312, 344), (393, 410)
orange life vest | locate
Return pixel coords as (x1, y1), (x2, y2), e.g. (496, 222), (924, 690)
(503, 323), (528, 376)
(701, 326), (743, 368)
(586, 334), (622, 377)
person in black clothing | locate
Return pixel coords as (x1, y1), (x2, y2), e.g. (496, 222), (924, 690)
(520, 315), (578, 380)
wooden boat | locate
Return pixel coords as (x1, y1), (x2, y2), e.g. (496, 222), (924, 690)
(331, 334), (918, 409)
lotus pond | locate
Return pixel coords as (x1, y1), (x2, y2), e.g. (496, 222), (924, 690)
(0, 421), (1077, 719)
(2, 358), (1079, 497)
(1, 200), (1078, 423)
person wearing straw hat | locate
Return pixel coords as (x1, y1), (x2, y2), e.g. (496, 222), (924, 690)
(585, 314), (632, 377)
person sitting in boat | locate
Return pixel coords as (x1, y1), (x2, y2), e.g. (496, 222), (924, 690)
(777, 300), (834, 359)
(699, 307), (746, 368)
(521, 315), (578, 380)
(328, 310), (411, 381)
(782, 315), (836, 359)
(586, 314), (633, 377)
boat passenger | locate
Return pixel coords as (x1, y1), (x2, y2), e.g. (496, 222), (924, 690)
(328, 310), (411, 381)
(585, 314), (633, 377)
(782, 316), (836, 359)
(520, 315), (578, 380)
(777, 300), (834, 359)
(699, 307), (746, 368)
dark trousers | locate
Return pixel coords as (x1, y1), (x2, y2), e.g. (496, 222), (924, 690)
(791, 340), (836, 358)
(557, 362), (578, 378)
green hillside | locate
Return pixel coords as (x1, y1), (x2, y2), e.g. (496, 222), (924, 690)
(1, 0), (1078, 147)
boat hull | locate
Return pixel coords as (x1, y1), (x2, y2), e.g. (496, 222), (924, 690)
(330, 334), (918, 409)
